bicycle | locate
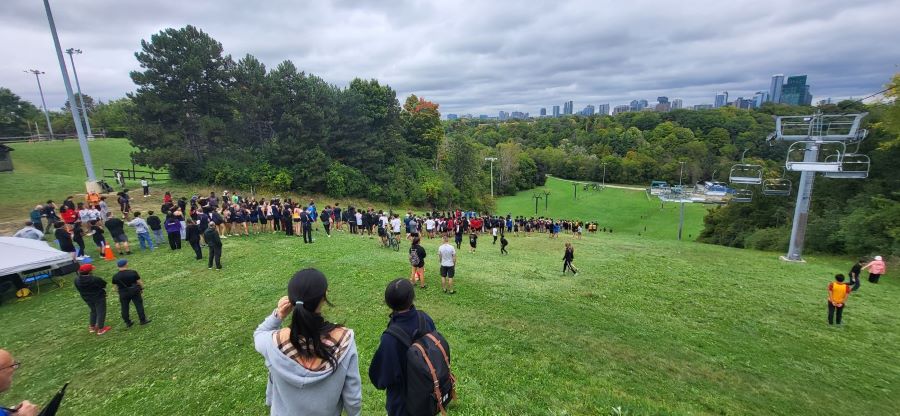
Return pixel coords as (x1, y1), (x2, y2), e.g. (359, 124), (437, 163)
(385, 232), (401, 251)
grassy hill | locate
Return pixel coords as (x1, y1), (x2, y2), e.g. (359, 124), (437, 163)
(0, 139), (898, 415)
(495, 176), (709, 241)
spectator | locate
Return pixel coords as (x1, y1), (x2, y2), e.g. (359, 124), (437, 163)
(369, 279), (437, 416)
(827, 274), (851, 326)
(0, 349), (39, 416)
(128, 212), (154, 251)
(146, 210), (164, 246)
(12, 222), (43, 240)
(563, 243), (577, 275)
(862, 256), (886, 284)
(105, 215), (131, 255)
(54, 222), (76, 261)
(140, 177), (150, 197)
(204, 225), (222, 270)
(73, 264), (111, 335)
(164, 215), (182, 250)
(111, 259), (150, 327)
(408, 237), (426, 289)
(438, 236), (457, 294)
(253, 269), (361, 416)
(28, 205), (43, 235)
(849, 259), (865, 291)
(185, 219), (202, 260)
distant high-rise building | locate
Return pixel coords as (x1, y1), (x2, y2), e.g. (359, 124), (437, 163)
(655, 102), (671, 112)
(597, 104), (610, 116)
(540, 107), (547, 116)
(671, 98), (683, 110)
(552, 105), (560, 117)
(817, 98), (833, 106)
(447, 114), (458, 120)
(511, 111), (527, 119)
(461, 114), (472, 119)
(657, 96), (669, 104)
(479, 114), (488, 119)
(581, 105), (595, 116)
(781, 75), (812, 106)
(629, 99), (648, 112)
(693, 104), (714, 110)
(563, 100), (574, 115)
(768, 74), (785, 103)
(499, 111), (509, 121)
(613, 105), (630, 115)
(753, 91), (768, 108)
(714, 91), (729, 108)
(734, 97), (754, 109)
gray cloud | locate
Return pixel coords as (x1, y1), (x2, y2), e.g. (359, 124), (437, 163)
(2, 0), (898, 118)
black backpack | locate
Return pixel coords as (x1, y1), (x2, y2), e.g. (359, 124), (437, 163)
(385, 312), (457, 416)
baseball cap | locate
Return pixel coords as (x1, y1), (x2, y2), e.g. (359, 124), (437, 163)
(117, 259), (128, 267)
(79, 264), (95, 274)
(874, 255), (882, 261)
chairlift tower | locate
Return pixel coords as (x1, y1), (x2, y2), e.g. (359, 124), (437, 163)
(770, 111), (868, 262)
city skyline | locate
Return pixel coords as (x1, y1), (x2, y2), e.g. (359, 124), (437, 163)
(3, 0), (898, 115)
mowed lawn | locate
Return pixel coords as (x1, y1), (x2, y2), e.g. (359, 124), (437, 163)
(495, 177), (710, 241)
(0, 139), (899, 415)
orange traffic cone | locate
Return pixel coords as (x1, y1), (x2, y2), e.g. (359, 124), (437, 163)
(103, 244), (116, 261)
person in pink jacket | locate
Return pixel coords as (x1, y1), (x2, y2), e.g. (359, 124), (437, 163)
(862, 256), (887, 284)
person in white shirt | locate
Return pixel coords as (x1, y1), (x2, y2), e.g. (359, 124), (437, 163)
(390, 215), (402, 237)
(141, 178), (150, 197)
(425, 218), (436, 239)
(437, 236), (457, 294)
(354, 211), (363, 235)
(378, 211), (389, 245)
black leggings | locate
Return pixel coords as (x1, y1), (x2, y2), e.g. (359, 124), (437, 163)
(563, 260), (577, 274)
(501, 244), (508, 254)
(168, 232), (181, 249)
(208, 245), (222, 269)
(84, 296), (106, 328)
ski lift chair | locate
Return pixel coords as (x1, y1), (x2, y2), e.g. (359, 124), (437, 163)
(731, 188), (753, 203)
(763, 170), (792, 196)
(824, 153), (870, 179)
(729, 164), (763, 185)
(785, 141), (845, 172)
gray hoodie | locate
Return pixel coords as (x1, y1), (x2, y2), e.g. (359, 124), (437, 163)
(254, 310), (362, 416)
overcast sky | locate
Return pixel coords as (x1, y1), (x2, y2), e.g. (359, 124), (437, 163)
(3, 0), (899, 117)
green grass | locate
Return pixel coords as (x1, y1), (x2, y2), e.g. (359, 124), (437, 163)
(496, 176), (710, 241)
(1, 140), (899, 415)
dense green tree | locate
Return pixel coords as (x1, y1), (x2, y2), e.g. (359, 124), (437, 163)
(0, 88), (39, 137)
(127, 25), (235, 178)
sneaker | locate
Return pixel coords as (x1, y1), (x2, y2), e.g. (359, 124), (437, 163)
(89, 325), (97, 333)
(126, 251), (133, 255)
(125, 321), (134, 328)
(209, 267), (213, 270)
(76, 256), (85, 261)
(140, 320), (152, 325)
(97, 326), (112, 335)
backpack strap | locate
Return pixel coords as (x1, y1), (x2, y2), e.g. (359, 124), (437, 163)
(412, 342), (448, 416)
(385, 323), (412, 348)
(426, 333), (457, 401)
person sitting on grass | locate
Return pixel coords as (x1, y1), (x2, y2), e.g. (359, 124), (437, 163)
(253, 268), (361, 416)
(73, 264), (111, 335)
(827, 274), (852, 326)
(13, 221), (43, 240)
(368, 278), (437, 416)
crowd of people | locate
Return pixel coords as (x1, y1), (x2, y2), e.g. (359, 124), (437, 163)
(3, 186), (892, 415)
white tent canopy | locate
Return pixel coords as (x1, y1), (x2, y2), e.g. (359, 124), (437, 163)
(0, 237), (74, 276)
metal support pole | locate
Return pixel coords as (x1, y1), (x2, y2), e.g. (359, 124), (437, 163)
(783, 143), (818, 262)
(543, 191), (550, 210)
(573, 183), (577, 200)
(485, 157), (497, 198)
(26, 70), (54, 139)
(602, 163), (607, 188)
(66, 48), (93, 138)
(43, 0), (96, 181)
(678, 201), (685, 240)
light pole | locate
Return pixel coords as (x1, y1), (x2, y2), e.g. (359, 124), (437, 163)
(543, 190), (550, 211)
(485, 157), (498, 198)
(43, 0), (96, 182)
(677, 161), (686, 241)
(573, 182), (578, 200)
(532, 193), (542, 215)
(65, 48), (93, 138)
(24, 69), (54, 139)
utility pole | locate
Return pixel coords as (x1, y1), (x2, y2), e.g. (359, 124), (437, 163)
(43, 0), (96, 182)
(678, 161), (685, 187)
(601, 163), (607, 188)
(532, 193), (542, 215)
(24, 69), (54, 139)
(543, 190), (550, 211)
(65, 48), (94, 138)
(485, 157), (498, 198)
(573, 183), (578, 200)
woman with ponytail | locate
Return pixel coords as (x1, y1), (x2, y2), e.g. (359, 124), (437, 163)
(253, 268), (361, 416)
